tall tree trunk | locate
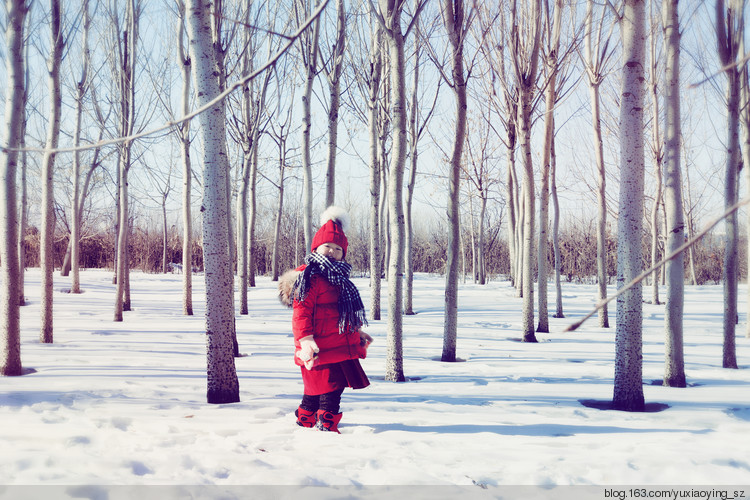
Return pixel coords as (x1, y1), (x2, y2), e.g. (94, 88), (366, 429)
(380, 0), (407, 382)
(613, 0), (647, 412)
(551, 125), (563, 318)
(369, 21), (383, 321)
(40, 0), (63, 344)
(662, 0), (685, 387)
(324, 0), (345, 207)
(584, 0), (611, 328)
(716, 0), (742, 369)
(1, 0), (26, 376)
(18, 22), (29, 307)
(649, 10), (663, 306)
(161, 194), (168, 273)
(114, 0), (137, 321)
(177, 0), (193, 315)
(71, 0), (90, 294)
(506, 122), (517, 288)
(404, 8), (420, 316)
(537, 0), (563, 333)
(187, 0), (240, 404)
(442, 0), (468, 362)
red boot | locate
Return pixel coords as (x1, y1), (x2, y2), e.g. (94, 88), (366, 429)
(315, 410), (342, 433)
(295, 406), (317, 428)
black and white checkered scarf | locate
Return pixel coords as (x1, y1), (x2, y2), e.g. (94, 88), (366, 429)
(292, 253), (368, 334)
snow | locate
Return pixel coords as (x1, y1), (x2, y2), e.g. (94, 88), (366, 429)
(1, 269), (749, 495)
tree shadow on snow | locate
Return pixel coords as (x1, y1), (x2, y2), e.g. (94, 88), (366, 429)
(579, 399), (670, 413)
(365, 422), (706, 436)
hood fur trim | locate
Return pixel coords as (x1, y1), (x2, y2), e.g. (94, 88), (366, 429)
(278, 269), (302, 307)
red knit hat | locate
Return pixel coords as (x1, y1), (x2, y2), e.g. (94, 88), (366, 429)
(311, 206), (350, 257)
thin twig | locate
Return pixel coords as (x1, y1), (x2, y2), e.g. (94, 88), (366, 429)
(564, 196), (750, 332)
(1, 0), (330, 156)
(688, 51), (750, 89)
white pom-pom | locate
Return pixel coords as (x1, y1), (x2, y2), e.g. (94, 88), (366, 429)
(319, 206), (350, 232)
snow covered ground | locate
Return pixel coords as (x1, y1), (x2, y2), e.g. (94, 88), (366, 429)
(1, 269), (749, 497)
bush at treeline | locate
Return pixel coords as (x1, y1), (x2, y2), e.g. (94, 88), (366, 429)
(19, 218), (731, 286)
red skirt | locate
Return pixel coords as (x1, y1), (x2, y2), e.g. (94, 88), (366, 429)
(302, 359), (370, 396)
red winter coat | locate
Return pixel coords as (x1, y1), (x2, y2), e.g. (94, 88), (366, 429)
(281, 265), (368, 395)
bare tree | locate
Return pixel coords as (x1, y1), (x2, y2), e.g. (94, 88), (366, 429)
(536, 0), (564, 333)
(661, 0), (685, 387)
(70, 0), (93, 294)
(295, 0), (321, 252)
(368, 16), (384, 320)
(40, 0), (64, 343)
(17, 10), (30, 307)
(579, 0), (617, 328)
(510, 0), (542, 342)
(235, 4), (273, 314)
(113, 0), (139, 322)
(647, 0), (663, 306)
(175, 0), (193, 315)
(267, 75), (295, 281)
(322, 0), (346, 206)
(374, 0), (425, 381)
(716, 0), (743, 369)
(186, 0), (240, 404)
(439, 0), (472, 361)
(479, 5), (520, 293)
(613, 0), (646, 412)
(1, 0), (27, 376)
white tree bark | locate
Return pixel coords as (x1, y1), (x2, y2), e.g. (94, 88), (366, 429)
(176, 0), (193, 315)
(114, 0), (137, 322)
(613, 0), (647, 412)
(40, 0), (63, 343)
(368, 20), (383, 321)
(1, 0), (26, 376)
(510, 0), (542, 342)
(662, 0), (686, 387)
(648, 4), (663, 306)
(442, 0), (468, 362)
(324, 0), (346, 207)
(378, 0), (408, 382)
(537, 0), (563, 333)
(298, 0), (320, 253)
(71, 0), (91, 294)
(716, 0), (742, 370)
(583, 0), (612, 328)
(187, 0), (240, 403)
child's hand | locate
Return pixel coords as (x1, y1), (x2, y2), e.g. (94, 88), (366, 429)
(297, 336), (319, 370)
(359, 330), (373, 347)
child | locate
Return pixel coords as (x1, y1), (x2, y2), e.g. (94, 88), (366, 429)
(279, 207), (372, 433)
